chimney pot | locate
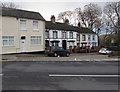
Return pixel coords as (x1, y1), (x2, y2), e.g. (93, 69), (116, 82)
(50, 15), (55, 23)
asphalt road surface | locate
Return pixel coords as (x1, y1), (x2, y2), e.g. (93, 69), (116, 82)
(1, 61), (120, 91)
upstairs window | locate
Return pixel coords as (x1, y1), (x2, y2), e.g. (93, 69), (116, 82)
(82, 34), (86, 41)
(69, 32), (73, 39)
(46, 30), (49, 38)
(33, 21), (39, 31)
(77, 34), (80, 41)
(20, 20), (27, 30)
(92, 35), (95, 41)
(62, 31), (67, 38)
(88, 35), (91, 41)
(53, 31), (58, 38)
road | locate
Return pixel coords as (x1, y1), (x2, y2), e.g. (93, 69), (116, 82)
(1, 61), (119, 91)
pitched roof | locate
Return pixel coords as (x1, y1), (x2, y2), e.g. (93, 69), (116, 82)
(0, 7), (45, 21)
(46, 21), (78, 32)
(79, 27), (96, 34)
(46, 21), (96, 34)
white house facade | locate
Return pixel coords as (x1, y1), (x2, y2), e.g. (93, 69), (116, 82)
(77, 28), (98, 49)
(45, 16), (98, 50)
(0, 7), (45, 54)
(45, 21), (77, 50)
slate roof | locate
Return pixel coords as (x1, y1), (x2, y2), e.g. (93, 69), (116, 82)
(46, 21), (96, 34)
(0, 7), (45, 21)
(46, 21), (78, 32)
(79, 27), (96, 34)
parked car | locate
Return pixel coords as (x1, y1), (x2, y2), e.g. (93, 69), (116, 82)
(99, 48), (112, 55)
(45, 46), (70, 57)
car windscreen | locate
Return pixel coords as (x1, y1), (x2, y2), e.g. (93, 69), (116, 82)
(100, 48), (106, 51)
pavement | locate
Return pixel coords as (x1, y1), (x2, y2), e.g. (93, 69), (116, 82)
(0, 52), (119, 61)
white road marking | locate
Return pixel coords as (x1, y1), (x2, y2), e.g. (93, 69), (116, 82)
(49, 74), (120, 77)
(0, 74), (3, 76)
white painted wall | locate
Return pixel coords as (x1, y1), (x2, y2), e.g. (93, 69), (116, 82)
(79, 33), (98, 48)
(46, 29), (77, 49)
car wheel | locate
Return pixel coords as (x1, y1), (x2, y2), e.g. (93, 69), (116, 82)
(54, 53), (58, 57)
(66, 53), (70, 57)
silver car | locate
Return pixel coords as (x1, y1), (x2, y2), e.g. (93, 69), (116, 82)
(99, 48), (112, 54)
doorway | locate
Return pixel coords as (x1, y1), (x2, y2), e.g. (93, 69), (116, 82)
(62, 40), (67, 50)
(21, 36), (26, 52)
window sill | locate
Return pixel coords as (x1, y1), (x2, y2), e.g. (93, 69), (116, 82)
(2, 45), (15, 47)
(31, 44), (42, 46)
(20, 30), (27, 31)
(33, 30), (39, 32)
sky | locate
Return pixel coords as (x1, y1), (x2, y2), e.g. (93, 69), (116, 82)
(1, 0), (118, 20)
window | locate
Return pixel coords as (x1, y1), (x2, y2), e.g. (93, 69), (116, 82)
(33, 21), (39, 30)
(62, 31), (66, 38)
(92, 35), (95, 41)
(77, 34), (80, 41)
(2, 36), (14, 46)
(46, 31), (49, 38)
(82, 34), (86, 41)
(53, 31), (58, 38)
(69, 32), (73, 39)
(31, 36), (41, 45)
(69, 42), (74, 46)
(88, 35), (91, 41)
(20, 20), (27, 30)
(55, 42), (59, 46)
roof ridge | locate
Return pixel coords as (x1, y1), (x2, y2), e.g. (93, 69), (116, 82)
(1, 7), (40, 14)
(1, 7), (45, 21)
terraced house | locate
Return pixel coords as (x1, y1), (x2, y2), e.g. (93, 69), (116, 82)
(0, 7), (45, 54)
(45, 16), (98, 50)
(45, 17), (77, 50)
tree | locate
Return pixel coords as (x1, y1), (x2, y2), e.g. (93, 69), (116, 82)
(103, 1), (120, 46)
(73, 8), (83, 26)
(57, 11), (73, 24)
(0, 2), (19, 9)
(104, 2), (120, 33)
(83, 3), (102, 30)
(57, 3), (102, 30)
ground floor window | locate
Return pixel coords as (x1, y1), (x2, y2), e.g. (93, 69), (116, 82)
(69, 42), (74, 47)
(91, 42), (97, 49)
(2, 36), (14, 46)
(51, 42), (59, 46)
(31, 36), (41, 45)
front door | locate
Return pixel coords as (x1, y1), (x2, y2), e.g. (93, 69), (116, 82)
(62, 40), (67, 50)
(21, 36), (26, 52)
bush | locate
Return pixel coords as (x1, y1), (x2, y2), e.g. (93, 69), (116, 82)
(108, 46), (120, 51)
(109, 51), (120, 56)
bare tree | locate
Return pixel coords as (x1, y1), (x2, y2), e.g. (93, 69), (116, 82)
(73, 8), (82, 26)
(57, 3), (102, 29)
(103, 1), (120, 46)
(83, 3), (102, 30)
(57, 11), (73, 24)
(103, 2), (120, 33)
(0, 2), (19, 9)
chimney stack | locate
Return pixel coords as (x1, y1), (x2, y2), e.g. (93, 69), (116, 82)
(50, 15), (55, 23)
(64, 19), (69, 24)
(78, 22), (81, 28)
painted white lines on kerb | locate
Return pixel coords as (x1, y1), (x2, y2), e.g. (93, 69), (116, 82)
(49, 74), (120, 77)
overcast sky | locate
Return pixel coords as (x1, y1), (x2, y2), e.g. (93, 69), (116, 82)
(1, 0), (118, 20)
